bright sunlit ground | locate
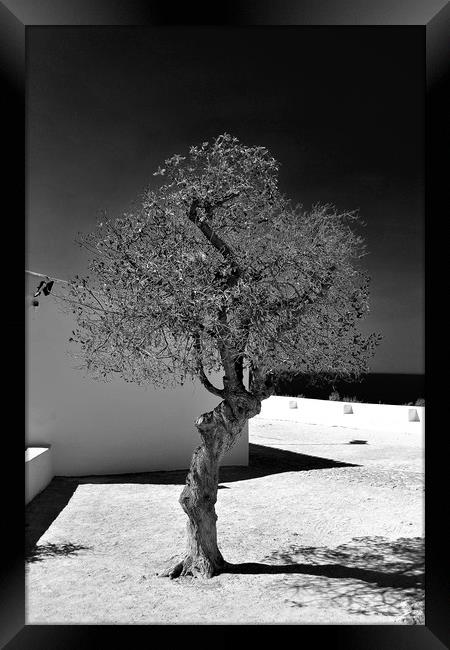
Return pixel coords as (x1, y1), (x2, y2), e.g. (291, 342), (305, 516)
(26, 417), (424, 624)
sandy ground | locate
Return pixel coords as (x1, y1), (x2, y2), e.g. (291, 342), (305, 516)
(25, 417), (424, 624)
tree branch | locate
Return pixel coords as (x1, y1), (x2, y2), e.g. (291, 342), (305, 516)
(211, 191), (241, 208)
(249, 363), (275, 400)
(188, 198), (248, 394)
(187, 198), (242, 287)
(268, 265), (337, 333)
(193, 332), (225, 398)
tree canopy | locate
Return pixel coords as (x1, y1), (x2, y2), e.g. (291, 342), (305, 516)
(68, 133), (380, 397)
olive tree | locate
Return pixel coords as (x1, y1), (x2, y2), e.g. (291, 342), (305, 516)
(68, 134), (380, 578)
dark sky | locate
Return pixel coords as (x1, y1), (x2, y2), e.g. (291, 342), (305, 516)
(27, 27), (424, 374)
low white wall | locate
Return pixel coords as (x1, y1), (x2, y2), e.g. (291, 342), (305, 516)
(26, 282), (248, 476)
(256, 396), (425, 433)
(26, 447), (54, 504)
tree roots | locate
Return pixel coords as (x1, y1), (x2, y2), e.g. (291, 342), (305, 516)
(158, 555), (226, 579)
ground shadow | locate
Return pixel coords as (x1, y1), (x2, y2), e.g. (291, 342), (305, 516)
(26, 478), (78, 561)
(26, 443), (358, 561)
(64, 442), (359, 486)
(226, 536), (424, 622)
(27, 542), (92, 564)
(224, 560), (423, 588)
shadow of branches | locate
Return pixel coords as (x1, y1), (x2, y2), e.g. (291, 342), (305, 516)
(26, 542), (92, 564)
(259, 536), (425, 622)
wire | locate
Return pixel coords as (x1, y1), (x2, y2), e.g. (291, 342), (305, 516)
(25, 269), (103, 298)
(25, 269), (69, 284)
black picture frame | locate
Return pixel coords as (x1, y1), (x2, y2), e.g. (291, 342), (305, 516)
(2, 1), (447, 647)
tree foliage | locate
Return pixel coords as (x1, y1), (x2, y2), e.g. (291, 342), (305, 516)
(68, 134), (381, 397)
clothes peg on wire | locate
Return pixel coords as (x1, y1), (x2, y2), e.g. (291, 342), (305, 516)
(34, 281), (46, 297)
(34, 278), (54, 298)
(42, 280), (54, 296)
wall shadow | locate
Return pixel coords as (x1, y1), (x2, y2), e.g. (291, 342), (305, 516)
(25, 478), (78, 561)
(26, 443), (358, 561)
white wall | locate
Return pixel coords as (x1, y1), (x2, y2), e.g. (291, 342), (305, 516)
(257, 396), (425, 434)
(25, 447), (54, 504)
(26, 288), (248, 476)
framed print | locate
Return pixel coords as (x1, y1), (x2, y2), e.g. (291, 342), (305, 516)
(2, 0), (447, 647)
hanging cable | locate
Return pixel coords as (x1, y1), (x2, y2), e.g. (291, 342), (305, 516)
(26, 269), (67, 309)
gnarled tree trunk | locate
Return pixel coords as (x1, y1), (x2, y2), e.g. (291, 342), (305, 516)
(161, 394), (260, 579)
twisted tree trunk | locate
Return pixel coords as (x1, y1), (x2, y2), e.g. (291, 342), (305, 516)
(161, 394), (261, 579)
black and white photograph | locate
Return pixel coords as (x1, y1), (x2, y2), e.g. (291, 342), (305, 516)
(17, 10), (439, 633)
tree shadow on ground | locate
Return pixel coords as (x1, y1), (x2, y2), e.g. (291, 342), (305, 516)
(225, 536), (424, 622)
(27, 542), (92, 564)
(26, 443), (357, 561)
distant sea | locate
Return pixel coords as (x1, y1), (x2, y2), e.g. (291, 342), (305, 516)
(273, 373), (425, 405)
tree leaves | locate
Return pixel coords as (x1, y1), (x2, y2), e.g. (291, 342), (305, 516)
(68, 134), (380, 393)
